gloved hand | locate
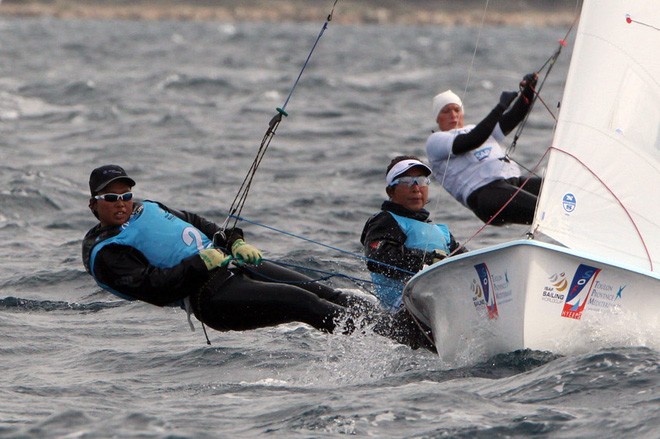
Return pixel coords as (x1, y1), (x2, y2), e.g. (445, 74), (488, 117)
(431, 249), (448, 264)
(199, 248), (232, 271)
(520, 72), (538, 101)
(498, 91), (518, 110)
(231, 239), (262, 265)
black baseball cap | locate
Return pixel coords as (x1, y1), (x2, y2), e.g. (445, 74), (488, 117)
(89, 165), (136, 195)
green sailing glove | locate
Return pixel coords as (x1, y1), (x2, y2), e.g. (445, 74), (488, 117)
(199, 248), (232, 271)
(231, 239), (263, 265)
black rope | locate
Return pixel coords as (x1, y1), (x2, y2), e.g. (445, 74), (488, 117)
(506, 11), (580, 164)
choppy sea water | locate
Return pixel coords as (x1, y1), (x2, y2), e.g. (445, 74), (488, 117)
(0, 16), (658, 438)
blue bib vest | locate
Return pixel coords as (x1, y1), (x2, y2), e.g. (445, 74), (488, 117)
(89, 201), (212, 300)
(371, 212), (451, 312)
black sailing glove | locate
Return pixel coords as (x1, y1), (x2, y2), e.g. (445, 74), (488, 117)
(498, 91), (518, 111)
(520, 72), (538, 103)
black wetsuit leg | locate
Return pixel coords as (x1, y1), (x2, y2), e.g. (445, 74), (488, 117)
(192, 268), (346, 333)
(192, 263), (427, 349)
(467, 177), (541, 225)
(240, 261), (343, 302)
(241, 261), (379, 310)
(520, 175), (542, 196)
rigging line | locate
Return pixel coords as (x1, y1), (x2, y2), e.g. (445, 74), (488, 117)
(229, 214), (417, 276)
(438, 0), (491, 190)
(257, 259), (424, 296)
(506, 10), (580, 158)
(221, 0), (341, 232)
(240, 258), (378, 288)
(280, 0), (340, 114)
(461, 0), (490, 102)
(434, 0), (490, 251)
(437, 0), (490, 191)
(427, 0), (495, 259)
(626, 14), (660, 32)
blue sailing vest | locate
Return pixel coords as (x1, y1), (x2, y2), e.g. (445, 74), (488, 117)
(371, 212), (451, 312)
(89, 201), (212, 300)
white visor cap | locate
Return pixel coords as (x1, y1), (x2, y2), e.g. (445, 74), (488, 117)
(386, 159), (432, 185)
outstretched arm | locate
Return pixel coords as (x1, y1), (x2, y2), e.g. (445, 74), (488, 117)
(452, 91), (517, 155)
(499, 73), (537, 135)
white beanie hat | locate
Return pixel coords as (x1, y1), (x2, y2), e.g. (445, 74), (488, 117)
(432, 90), (463, 121)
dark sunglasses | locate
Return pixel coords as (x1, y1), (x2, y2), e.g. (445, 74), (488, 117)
(94, 192), (133, 202)
(388, 176), (431, 188)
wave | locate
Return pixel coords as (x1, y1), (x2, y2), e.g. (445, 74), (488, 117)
(469, 347), (659, 401)
(0, 89), (85, 121)
(158, 73), (232, 94)
(0, 296), (122, 312)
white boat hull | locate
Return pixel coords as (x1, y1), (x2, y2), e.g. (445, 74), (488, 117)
(403, 240), (660, 366)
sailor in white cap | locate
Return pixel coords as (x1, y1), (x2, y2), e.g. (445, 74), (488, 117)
(361, 155), (465, 314)
(425, 73), (542, 225)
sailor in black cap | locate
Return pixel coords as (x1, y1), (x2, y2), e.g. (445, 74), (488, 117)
(82, 164), (370, 337)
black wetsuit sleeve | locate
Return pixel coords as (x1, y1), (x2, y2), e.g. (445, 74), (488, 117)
(499, 96), (530, 135)
(360, 212), (429, 280)
(452, 105), (505, 155)
(93, 243), (210, 306)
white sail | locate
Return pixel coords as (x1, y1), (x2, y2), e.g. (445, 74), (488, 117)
(404, 0), (660, 366)
(533, 0), (660, 271)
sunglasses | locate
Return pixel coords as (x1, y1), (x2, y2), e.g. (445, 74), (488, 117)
(94, 192), (134, 202)
(389, 176), (431, 187)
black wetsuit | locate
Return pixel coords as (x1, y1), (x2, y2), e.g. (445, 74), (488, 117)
(466, 175), (542, 225)
(82, 201), (353, 333)
(361, 201), (464, 280)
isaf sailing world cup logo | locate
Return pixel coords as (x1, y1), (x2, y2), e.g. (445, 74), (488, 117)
(474, 263), (498, 319)
(561, 263), (602, 320)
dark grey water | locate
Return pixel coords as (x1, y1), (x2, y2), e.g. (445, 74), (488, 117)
(1, 16), (658, 438)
